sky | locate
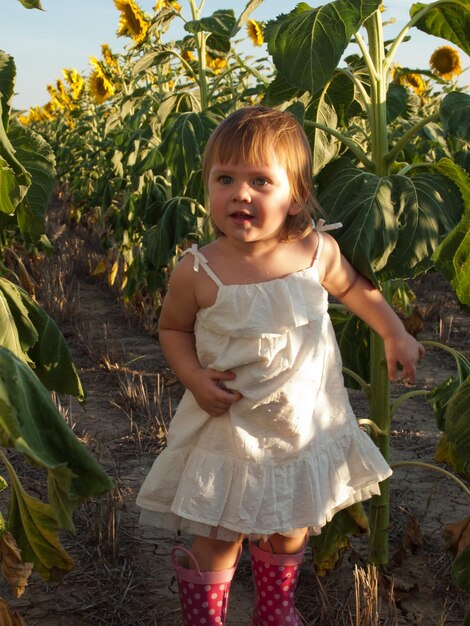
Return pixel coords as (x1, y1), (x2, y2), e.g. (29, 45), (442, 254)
(2, 0), (468, 111)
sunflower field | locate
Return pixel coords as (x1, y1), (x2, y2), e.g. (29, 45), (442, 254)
(1, 0), (470, 623)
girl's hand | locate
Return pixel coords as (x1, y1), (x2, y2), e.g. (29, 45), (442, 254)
(187, 368), (242, 417)
(383, 332), (425, 384)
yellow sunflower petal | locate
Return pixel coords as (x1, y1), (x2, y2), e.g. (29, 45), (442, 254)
(247, 19), (264, 47)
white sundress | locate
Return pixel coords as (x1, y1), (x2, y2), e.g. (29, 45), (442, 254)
(137, 230), (392, 541)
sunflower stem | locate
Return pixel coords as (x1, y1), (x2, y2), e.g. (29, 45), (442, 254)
(385, 112), (440, 166)
(304, 120), (374, 169)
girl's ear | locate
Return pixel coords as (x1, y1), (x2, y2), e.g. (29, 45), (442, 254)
(288, 202), (302, 216)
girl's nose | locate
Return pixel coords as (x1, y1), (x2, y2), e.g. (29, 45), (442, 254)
(232, 182), (251, 203)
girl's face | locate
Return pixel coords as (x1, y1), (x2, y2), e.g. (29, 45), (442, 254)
(207, 159), (301, 246)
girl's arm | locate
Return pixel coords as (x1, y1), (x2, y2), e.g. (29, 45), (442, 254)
(158, 256), (241, 416)
(320, 234), (425, 383)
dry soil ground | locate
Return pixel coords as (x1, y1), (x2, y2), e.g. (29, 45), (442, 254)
(2, 199), (469, 625)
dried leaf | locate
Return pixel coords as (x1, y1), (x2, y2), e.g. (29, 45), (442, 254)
(0, 597), (27, 626)
(92, 258), (107, 276)
(403, 514), (423, 553)
(443, 515), (470, 556)
(108, 259), (119, 286)
(403, 305), (424, 337)
(0, 532), (33, 598)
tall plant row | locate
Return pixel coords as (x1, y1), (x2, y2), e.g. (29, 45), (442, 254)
(0, 0), (114, 619)
(11, 0), (470, 618)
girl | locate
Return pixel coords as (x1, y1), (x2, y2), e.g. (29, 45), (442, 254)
(137, 107), (424, 626)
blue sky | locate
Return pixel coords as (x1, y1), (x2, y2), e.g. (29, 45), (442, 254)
(2, 0), (468, 111)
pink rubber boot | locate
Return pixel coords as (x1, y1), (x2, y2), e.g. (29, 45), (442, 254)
(171, 545), (240, 626)
(249, 540), (305, 626)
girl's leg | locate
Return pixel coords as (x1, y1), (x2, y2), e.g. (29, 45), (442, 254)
(250, 528), (308, 626)
(172, 535), (243, 626)
(191, 535), (244, 571)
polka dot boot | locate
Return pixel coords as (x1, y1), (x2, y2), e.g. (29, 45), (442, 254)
(171, 545), (240, 626)
(249, 540), (305, 626)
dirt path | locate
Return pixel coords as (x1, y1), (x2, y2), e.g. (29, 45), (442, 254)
(2, 200), (469, 625)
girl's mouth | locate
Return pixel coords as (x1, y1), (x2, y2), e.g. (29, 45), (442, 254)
(230, 211), (254, 223)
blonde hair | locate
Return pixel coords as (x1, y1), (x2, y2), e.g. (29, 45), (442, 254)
(202, 107), (322, 240)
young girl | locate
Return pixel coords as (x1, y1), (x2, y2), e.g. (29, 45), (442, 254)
(137, 107), (424, 626)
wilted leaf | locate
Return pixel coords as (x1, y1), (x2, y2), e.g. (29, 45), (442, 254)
(0, 279), (84, 399)
(310, 503), (369, 575)
(443, 515), (470, 556)
(108, 259), (119, 287)
(0, 531), (33, 597)
(0, 347), (113, 531)
(2, 453), (74, 580)
(0, 598), (26, 626)
(92, 259), (107, 276)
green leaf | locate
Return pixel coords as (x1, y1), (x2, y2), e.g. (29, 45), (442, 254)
(430, 158), (470, 306)
(435, 376), (470, 480)
(159, 111), (220, 185)
(306, 72), (355, 174)
(0, 100), (31, 215)
(145, 197), (199, 269)
(426, 349), (470, 429)
(265, 0), (381, 95)
(185, 9), (236, 37)
(441, 91), (470, 145)
(0, 347), (113, 532)
(310, 503), (368, 575)
(452, 543), (470, 593)
(17, 0), (44, 8)
(0, 278), (84, 399)
(0, 51), (15, 127)
(410, 1), (470, 56)
(263, 74), (306, 107)
(1, 451), (73, 580)
(386, 83), (410, 123)
(8, 124), (56, 243)
(434, 214), (470, 306)
(317, 158), (463, 284)
(329, 308), (370, 387)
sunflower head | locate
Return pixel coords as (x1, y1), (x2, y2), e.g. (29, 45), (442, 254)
(114, 0), (149, 47)
(155, 0), (181, 12)
(206, 54), (227, 75)
(247, 19), (264, 47)
(101, 44), (119, 70)
(89, 56), (116, 104)
(429, 46), (462, 81)
(392, 66), (426, 96)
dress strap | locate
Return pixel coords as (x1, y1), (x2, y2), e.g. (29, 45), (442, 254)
(312, 219), (342, 267)
(181, 244), (224, 288)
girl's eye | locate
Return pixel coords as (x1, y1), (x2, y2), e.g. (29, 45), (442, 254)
(218, 175), (233, 185)
(253, 177), (269, 186)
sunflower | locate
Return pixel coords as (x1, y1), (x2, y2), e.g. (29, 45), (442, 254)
(392, 66), (426, 96)
(101, 44), (119, 70)
(114, 0), (149, 47)
(247, 19), (264, 47)
(89, 56), (116, 104)
(63, 68), (85, 100)
(155, 0), (181, 12)
(206, 54), (227, 75)
(429, 45), (462, 80)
